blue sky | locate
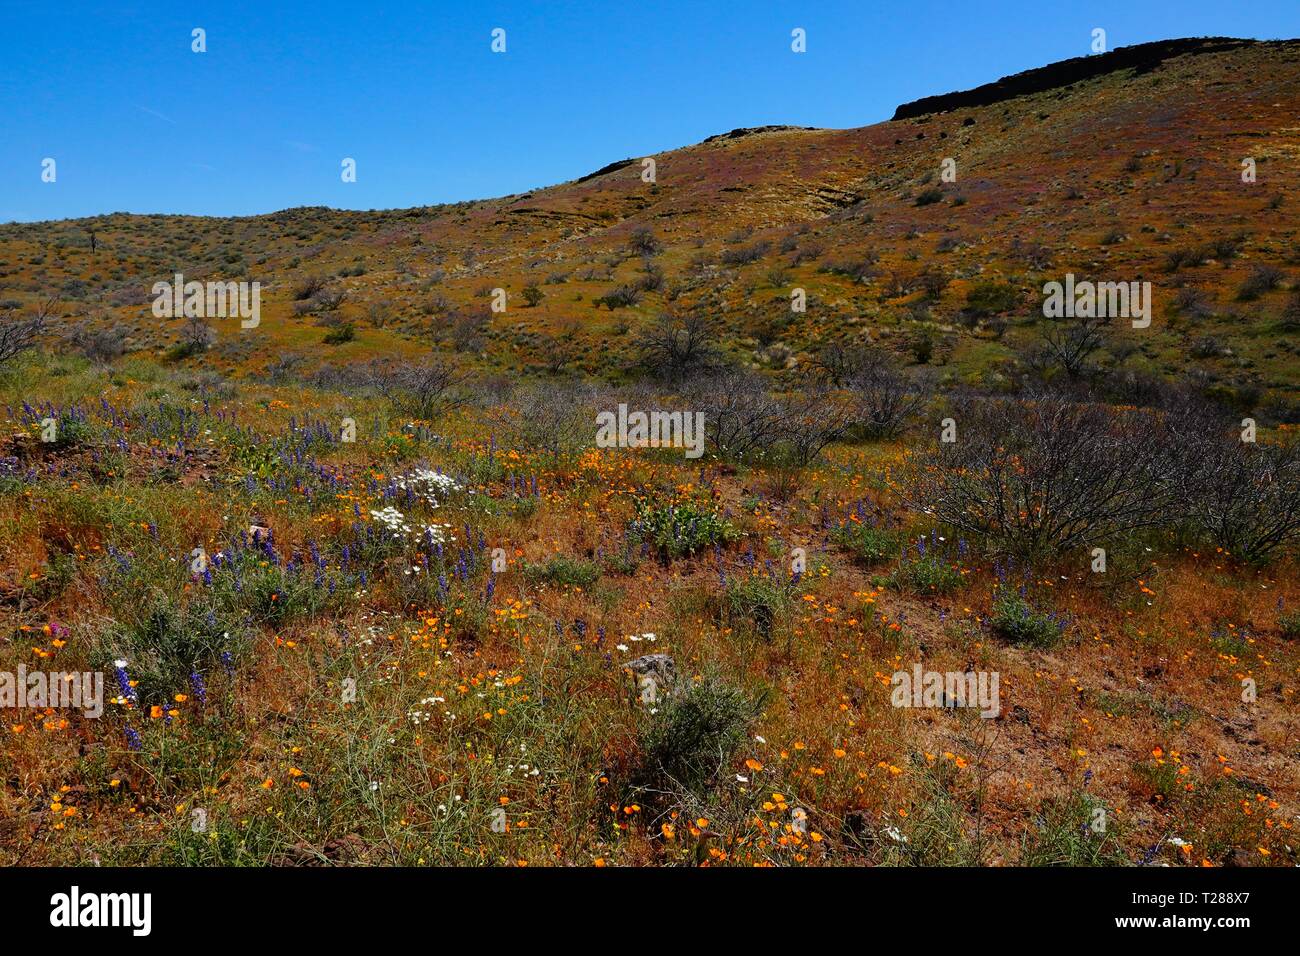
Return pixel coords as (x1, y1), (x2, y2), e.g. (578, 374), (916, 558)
(2, 0), (1296, 222)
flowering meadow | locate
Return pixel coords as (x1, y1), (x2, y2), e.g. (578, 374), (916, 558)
(0, 350), (1295, 868)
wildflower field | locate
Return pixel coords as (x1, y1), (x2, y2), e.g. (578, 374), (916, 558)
(0, 348), (1295, 868)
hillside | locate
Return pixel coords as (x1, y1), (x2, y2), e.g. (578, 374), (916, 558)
(2, 38), (1299, 408)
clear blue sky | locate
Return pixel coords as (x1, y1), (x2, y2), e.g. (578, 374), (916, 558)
(2, 0), (1296, 222)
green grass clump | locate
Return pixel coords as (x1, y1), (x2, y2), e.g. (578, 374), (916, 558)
(833, 522), (901, 565)
(1278, 610), (1300, 640)
(723, 573), (791, 641)
(524, 556), (600, 589)
(635, 677), (763, 798)
(887, 552), (963, 594)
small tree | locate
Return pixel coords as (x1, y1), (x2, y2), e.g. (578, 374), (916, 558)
(179, 315), (216, 355)
(637, 313), (720, 381)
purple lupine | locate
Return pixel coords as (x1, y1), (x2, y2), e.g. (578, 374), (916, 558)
(114, 662), (137, 704)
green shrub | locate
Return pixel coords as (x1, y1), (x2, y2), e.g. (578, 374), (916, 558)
(991, 591), (1067, 648)
(636, 677), (763, 796)
(914, 187), (945, 207)
(1019, 791), (1128, 865)
(91, 597), (247, 706)
(723, 574), (791, 641)
(965, 281), (1019, 316)
(323, 322), (355, 344)
(36, 413), (94, 449)
(629, 499), (738, 560)
(1279, 611), (1300, 640)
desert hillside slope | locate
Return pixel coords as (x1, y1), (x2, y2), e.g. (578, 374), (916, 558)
(1, 38), (1298, 406)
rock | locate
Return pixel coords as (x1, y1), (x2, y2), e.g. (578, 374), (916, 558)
(842, 809), (872, 848)
(1222, 847), (1258, 867)
(276, 833), (366, 866)
(625, 654), (677, 696)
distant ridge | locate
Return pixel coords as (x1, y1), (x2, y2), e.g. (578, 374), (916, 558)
(890, 36), (1287, 120)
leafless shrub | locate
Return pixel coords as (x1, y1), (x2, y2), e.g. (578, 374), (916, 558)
(1208, 234), (1245, 260)
(1182, 430), (1300, 561)
(812, 341), (872, 387)
(637, 313), (720, 381)
(1010, 238), (1053, 270)
(315, 288), (348, 311)
(775, 383), (855, 467)
(537, 317), (581, 374)
(1189, 336), (1224, 359)
(367, 299), (394, 327)
(180, 315), (216, 353)
(636, 260), (665, 292)
(449, 310), (489, 352)
(820, 258), (879, 284)
(594, 284), (641, 310)
(0, 297), (52, 366)
(690, 370), (792, 461)
(1280, 290), (1300, 332)
(375, 359), (472, 420)
(882, 272), (919, 299)
(266, 353), (304, 385)
(719, 241), (770, 267)
(70, 322), (128, 364)
(293, 275), (327, 300)
(843, 350), (927, 438)
(1172, 286), (1212, 319)
(1164, 246), (1209, 272)
(1236, 264), (1284, 301)
(489, 381), (599, 456)
(1025, 313), (1111, 379)
(904, 394), (1180, 557)
(688, 371), (850, 467)
(686, 252), (715, 276)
